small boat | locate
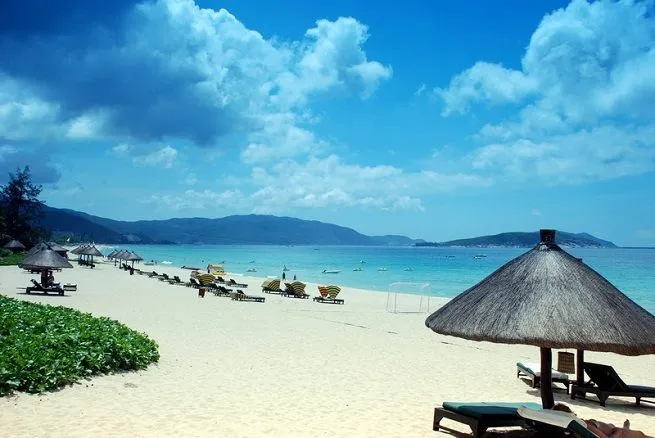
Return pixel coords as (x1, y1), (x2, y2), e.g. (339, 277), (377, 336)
(377, 267), (387, 271)
(246, 268), (257, 272)
(360, 260), (366, 264)
(445, 255), (455, 258)
(473, 254), (487, 259)
(181, 266), (201, 270)
(404, 267), (413, 271)
(249, 260), (256, 263)
(322, 269), (341, 274)
(353, 267), (363, 272)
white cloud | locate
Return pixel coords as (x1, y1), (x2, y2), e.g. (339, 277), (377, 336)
(113, 144), (178, 169)
(184, 173), (198, 185)
(434, 0), (655, 183)
(143, 189), (245, 210)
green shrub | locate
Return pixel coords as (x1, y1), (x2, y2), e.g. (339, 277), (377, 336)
(0, 296), (159, 396)
(0, 252), (24, 266)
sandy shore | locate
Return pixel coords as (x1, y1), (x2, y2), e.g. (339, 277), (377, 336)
(1, 261), (654, 437)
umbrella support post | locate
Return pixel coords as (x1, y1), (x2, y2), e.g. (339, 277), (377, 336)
(540, 347), (554, 409)
(576, 349), (585, 385)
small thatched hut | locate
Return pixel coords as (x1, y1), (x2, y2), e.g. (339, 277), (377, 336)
(3, 239), (26, 252)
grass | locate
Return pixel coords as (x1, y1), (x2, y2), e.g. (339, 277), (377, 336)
(0, 252), (24, 266)
(0, 296), (159, 396)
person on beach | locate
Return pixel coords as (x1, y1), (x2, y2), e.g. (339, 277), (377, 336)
(553, 403), (650, 437)
(282, 272), (286, 280)
(293, 274), (296, 280)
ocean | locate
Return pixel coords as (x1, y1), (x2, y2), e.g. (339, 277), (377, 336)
(110, 244), (655, 313)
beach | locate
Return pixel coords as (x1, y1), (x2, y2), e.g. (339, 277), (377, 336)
(1, 262), (654, 437)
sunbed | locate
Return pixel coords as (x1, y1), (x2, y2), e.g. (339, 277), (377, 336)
(571, 362), (655, 407)
(232, 289), (265, 303)
(207, 283), (231, 296)
(433, 401), (541, 437)
(313, 285), (344, 304)
(283, 281), (309, 299)
(517, 407), (599, 437)
(188, 278), (201, 288)
(26, 279), (65, 296)
(516, 361), (571, 393)
(262, 279), (283, 294)
(227, 278), (248, 288)
(168, 275), (186, 286)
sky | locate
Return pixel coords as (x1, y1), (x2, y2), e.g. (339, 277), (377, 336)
(1, 0), (655, 246)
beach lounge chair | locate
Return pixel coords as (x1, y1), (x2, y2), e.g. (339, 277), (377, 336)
(262, 279), (283, 294)
(26, 279), (65, 296)
(433, 401), (542, 437)
(283, 281), (309, 299)
(571, 362), (655, 407)
(215, 276), (226, 284)
(189, 278), (201, 288)
(313, 285), (344, 304)
(148, 271), (160, 278)
(168, 275), (185, 286)
(232, 289), (265, 303)
(517, 361), (571, 394)
(207, 283), (230, 296)
(195, 273), (216, 286)
(517, 407), (599, 437)
(158, 273), (171, 282)
(227, 278), (247, 288)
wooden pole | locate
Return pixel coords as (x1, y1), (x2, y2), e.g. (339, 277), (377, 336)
(540, 347), (554, 408)
(576, 349), (585, 385)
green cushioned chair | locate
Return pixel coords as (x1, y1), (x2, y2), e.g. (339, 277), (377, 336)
(433, 401), (542, 437)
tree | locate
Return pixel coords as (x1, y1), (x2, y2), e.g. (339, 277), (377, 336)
(0, 166), (46, 246)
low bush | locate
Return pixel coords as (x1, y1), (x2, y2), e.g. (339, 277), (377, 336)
(0, 296), (159, 396)
(0, 252), (24, 266)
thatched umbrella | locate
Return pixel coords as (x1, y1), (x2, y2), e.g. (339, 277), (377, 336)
(78, 245), (103, 264)
(20, 249), (73, 270)
(425, 229), (655, 408)
(26, 242), (49, 257)
(4, 239), (26, 252)
(106, 249), (119, 259)
(71, 244), (88, 255)
(125, 251), (143, 267)
(46, 242), (68, 258)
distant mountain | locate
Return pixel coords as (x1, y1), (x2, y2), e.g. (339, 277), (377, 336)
(42, 206), (420, 246)
(41, 206), (160, 244)
(417, 231), (617, 248)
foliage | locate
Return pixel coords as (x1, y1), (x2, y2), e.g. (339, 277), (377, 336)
(0, 296), (159, 396)
(0, 252), (24, 266)
(0, 167), (47, 247)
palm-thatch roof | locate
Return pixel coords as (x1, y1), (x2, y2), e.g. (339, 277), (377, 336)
(116, 250), (131, 260)
(425, 230), (655, 356)
(46, 242), (68, 253)
(20, 249), (73, 269)
(125, 252), (142, 261)
(4, 239), (25, 250)
(26, 242), (49, 257)
(77, 245), (103, 257)
(71, 244), (89, 255)
(106, 249), (119, 258)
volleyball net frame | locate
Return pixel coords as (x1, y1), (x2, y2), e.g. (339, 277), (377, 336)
(386, 282), (432, 313)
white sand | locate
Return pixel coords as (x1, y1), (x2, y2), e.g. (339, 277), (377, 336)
(1, 262), (654, 437)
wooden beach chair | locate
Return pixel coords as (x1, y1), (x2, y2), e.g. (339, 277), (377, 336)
(516, 361), (571, 393)
(262, 279), (283, 294)
(207, 283), (231, 296)
(283, 281), (309, 299)
(232, 289), (265, 303)
(571, 362), (655, 407)
(168, 275), (185, 286)
(26, 279), (65, 296)
(313, 285), (344, 304)
(227, 278), (248, 288)
(189, 278), (201, 288)
(517, 407), (599, 438)
(433, 401), (541, 438)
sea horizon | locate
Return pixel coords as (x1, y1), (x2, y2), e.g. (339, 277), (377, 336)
(95, 244), (655, 314)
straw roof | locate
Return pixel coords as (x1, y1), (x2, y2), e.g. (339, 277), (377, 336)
(20, 249), (73, 269)
(106, 249), (118, 258)
(77, 245), (103, 257)
(4, 239), (25, 250)
(71, 244), (89, 255)
(26, 242), (49, 257)
(425, 229), (655, 356)
(46, 242), (68, 253)
(125, 252), (143, 261)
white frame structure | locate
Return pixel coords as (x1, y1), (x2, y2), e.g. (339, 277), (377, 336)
(386, 282), (432, 313)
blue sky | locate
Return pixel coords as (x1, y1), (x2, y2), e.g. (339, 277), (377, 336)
(1, 0), (655, 246)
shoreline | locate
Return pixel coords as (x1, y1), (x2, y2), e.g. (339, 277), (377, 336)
(2, 261), (654, 437)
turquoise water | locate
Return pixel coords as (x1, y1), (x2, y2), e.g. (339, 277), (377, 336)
(114, 245), (655, 313)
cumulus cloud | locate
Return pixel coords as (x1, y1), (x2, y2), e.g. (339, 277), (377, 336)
(142, 189), (245, 211)
(0, 0), (391, 152)
(434, 0), (655, 183)
(113, 144), (178, 168)
(0, 146), (61, 184)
